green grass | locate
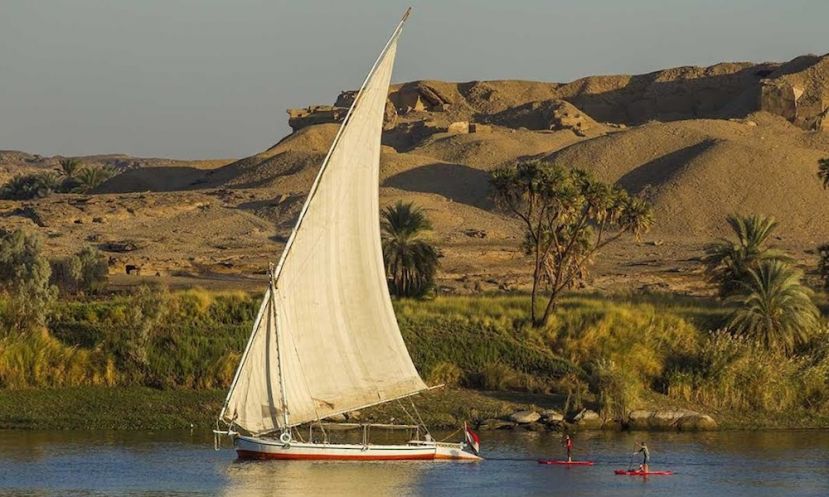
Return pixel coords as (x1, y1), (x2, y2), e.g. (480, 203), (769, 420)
(1, 291), (827, 430)
(0, 386), (225, 430)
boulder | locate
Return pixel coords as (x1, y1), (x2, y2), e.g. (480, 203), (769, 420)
(447, 121), (470, 134)
(571, 409), (602, 429)
(627, 409), (652, 430)
(676, 413), (718, 431)
(540, 409), (564, 423)
(509, 410), (541, 424)
(627, 409), (717, 431)
(650, 409), (696, 429)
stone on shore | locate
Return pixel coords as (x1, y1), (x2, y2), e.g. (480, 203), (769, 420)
(676, 413), (718, 431)
(571, 409), (602, 429)
(628, 409), (717, 431)
(541, 409), (564, 423)
(509, 410), (541, 424)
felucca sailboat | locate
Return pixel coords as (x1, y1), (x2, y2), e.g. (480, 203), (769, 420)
(215, 9), (480, 462)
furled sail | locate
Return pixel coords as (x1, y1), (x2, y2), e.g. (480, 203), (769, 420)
(221, 11), (426, 435)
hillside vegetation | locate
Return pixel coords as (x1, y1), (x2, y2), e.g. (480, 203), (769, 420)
(1, 289), (827, 429)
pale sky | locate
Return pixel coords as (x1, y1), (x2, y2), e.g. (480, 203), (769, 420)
(1, 0), (827, 159)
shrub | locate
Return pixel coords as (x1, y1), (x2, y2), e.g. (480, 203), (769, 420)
(0, 328), (115, 388)
(0, 172), (62, 200)
(426, 361), (463, 387)
(0, 229), (55, 332)
(75, 165), (117, 192)
(589, 358), (641, 420)
(665, 330), (829, 412)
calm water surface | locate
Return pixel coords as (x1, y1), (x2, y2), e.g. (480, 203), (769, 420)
(0, 430), (827, 496)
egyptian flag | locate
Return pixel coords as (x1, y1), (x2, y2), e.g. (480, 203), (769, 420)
(464, 422), (481, 455)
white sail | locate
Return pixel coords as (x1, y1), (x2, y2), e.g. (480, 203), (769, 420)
(222, 13), (427, 435)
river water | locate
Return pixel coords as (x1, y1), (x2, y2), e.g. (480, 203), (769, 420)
(0, 430), (826, 496)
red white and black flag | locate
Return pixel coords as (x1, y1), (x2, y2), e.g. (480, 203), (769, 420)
(464, 422), (480, 455)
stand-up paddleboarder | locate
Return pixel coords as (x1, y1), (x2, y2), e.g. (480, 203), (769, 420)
(562, 434), (574, 462)
(634, 441), (650, 472)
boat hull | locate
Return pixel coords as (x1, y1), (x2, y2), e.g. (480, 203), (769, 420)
(235, 435), (481, 461)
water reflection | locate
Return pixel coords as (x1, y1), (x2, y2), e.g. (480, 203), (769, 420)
(224, 459), (426, 497)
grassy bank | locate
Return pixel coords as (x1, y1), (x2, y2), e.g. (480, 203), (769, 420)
(1, 291), (827, 430)
(0, 386), (545, 431)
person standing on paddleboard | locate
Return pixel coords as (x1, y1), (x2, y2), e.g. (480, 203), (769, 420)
(634, 442), (650, 472)
(562, 434), (574, 462)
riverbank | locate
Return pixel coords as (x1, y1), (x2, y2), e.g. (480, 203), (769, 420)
(1, 292), (827, 431)
(2, 386), (827, 431)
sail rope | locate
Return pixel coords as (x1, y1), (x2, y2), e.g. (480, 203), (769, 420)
(438, 427), (463, 443)
(409, 398), (429, 436)
(396, 399), (419, 426)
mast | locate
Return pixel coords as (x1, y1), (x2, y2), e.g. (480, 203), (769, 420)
(271, 7), (411, 286)
(269, 269), (291, 430)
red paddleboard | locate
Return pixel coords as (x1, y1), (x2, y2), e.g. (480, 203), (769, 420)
(614, 469), (673, 476)
(538, 459), (594, 466)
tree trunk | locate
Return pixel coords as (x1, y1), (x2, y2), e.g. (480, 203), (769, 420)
(539, 288), (560, 326)
(530, 260), (540, 325)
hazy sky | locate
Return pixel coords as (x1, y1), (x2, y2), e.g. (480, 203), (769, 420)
(1, 0), (827, 159)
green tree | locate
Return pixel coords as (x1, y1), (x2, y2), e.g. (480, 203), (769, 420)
(0, 229), (56, 332)
(76, 165), (116, 192)
(50, 256), (83, 294)
(727, 260), (819, 354)
(57, 158), (82, 178)
(105, 285), (169, 377)
(704, 214), (791, 297)
(818, 158), (829, 189)
(0, 172), (60, 200)
(381, 201), (439, 297)
(490, 160), (653, 326)
(50, 246), (108, 295)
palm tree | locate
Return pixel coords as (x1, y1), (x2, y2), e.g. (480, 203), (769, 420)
(57, 158), (82, 178)
(0, 172), (60, 200)
(76, 165), (116, 192)
(727, 260), (819, 354)
(704, 214), (791, 296)
(381, 201), (439, 297)
(819, 158), (829, 189)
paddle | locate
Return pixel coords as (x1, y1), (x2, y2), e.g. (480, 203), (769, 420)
(627, 443), (637, 471)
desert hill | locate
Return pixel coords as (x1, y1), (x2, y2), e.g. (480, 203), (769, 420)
(2, 53), (828, 294)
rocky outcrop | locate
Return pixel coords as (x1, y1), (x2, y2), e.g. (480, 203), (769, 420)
(627, 409), (717, 431)
(489, 99), (597, 135)
(287, 105), (348, 131)
(390, 82), (453, 114)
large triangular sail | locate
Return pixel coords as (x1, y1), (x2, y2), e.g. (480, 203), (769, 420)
(220, 10), (427, 435)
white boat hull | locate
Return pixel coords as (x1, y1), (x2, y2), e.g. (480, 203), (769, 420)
(235, 435), (481, 461)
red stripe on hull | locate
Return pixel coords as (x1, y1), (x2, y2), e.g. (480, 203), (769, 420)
(236, 450), (436, 461)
